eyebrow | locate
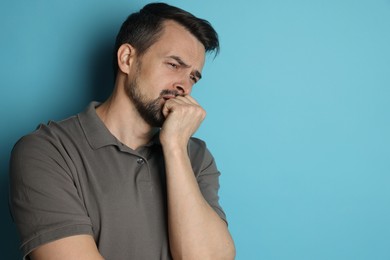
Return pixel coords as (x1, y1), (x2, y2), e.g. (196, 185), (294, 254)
(168, 55), (203, 81)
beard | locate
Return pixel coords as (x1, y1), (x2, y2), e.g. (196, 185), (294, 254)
(125, 76), (164, 127)
(124, 61), (178, 127)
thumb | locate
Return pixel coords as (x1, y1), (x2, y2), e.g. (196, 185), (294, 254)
(162, 99), (174, 118)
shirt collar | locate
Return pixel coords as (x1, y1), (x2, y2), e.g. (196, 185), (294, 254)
(78, 101), (160, 150)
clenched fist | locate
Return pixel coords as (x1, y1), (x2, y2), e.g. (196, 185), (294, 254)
(159, 95), (206, 150)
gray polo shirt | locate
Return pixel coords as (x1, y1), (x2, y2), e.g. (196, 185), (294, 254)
(9, 102), (226, 260)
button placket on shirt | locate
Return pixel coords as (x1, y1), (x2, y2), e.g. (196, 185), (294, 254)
(134, 156), (153, 184)
(137, 158), (145, 165)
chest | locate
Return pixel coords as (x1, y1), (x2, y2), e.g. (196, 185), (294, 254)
(65, 145), (170, 257)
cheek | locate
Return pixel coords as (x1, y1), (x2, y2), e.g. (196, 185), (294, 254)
(155, 72), (177, 90)
(138, 64), (177, 93)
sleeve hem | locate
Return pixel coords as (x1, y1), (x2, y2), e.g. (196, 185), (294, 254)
(21, 223), (94, 260)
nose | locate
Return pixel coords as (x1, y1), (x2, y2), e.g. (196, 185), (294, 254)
(175, 84), (186, 96)
(174, 77), (192, 96)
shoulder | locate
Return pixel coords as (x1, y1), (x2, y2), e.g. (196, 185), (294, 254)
(187, 137), (211, 161)
(187, 137), (218, 175)
(10, 115), (81, 171)
(13, 115), (80, 149)
(188, 137), (206, 152)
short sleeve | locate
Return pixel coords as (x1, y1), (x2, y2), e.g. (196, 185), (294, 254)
(9, 131), (93, 258)
(188, 138), (227, 224)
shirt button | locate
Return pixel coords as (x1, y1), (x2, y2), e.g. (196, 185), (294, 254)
(137, 158), (145, 165)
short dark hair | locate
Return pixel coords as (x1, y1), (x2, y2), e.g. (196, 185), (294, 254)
(113, 2), (219, 74)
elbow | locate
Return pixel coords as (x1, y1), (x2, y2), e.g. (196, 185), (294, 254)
(229, 244), (237, 259)
(217, 229), (236, 259)
(204, 244), (236, 260)
(220, 241), (236, 260)
(208, 229), (236, 259)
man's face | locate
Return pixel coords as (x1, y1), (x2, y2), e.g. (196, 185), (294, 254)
(124, 20), (206, 127)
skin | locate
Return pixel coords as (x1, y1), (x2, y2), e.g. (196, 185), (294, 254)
(30, 20), (235, 260)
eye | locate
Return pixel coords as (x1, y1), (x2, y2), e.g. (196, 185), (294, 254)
(167, 62), (179, 69)
(190, 75), (198, 83)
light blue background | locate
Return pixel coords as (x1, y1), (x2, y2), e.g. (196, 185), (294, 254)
(1, 0), (389, 259)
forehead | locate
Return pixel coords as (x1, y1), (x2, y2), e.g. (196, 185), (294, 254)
(145, 20), (206, 68)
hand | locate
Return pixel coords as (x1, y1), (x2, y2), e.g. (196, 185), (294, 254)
(160, 95), (206, 149)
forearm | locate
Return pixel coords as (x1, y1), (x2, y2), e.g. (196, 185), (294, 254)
(163, 145), (235, 260)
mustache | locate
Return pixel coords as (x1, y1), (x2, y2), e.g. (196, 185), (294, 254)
(159, 89), (184, 97)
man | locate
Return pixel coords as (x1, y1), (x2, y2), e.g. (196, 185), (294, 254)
(9, 3), (235, 259)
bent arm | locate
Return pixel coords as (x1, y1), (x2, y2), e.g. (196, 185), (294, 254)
(162, 145), (236, 260)
(159, 95), (235, 259)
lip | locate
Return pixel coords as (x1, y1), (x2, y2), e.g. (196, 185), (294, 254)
(162, 94), (176, 100)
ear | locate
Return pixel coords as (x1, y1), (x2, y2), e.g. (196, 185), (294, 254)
(117, 43), (136, 74)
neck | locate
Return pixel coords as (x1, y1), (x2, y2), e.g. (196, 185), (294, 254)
(96, 82), (158, 150)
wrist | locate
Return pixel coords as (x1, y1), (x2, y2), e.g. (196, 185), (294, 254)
(161, 141), (187, 155)
(159, 133), (189, 152)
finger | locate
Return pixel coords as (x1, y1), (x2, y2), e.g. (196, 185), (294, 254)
(162, 99), (174, 117)
(162, 98), (185, 117)
(164, 96), (194, 108)
(174, 95), (199, 105)
(162, 99), (191, 118)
